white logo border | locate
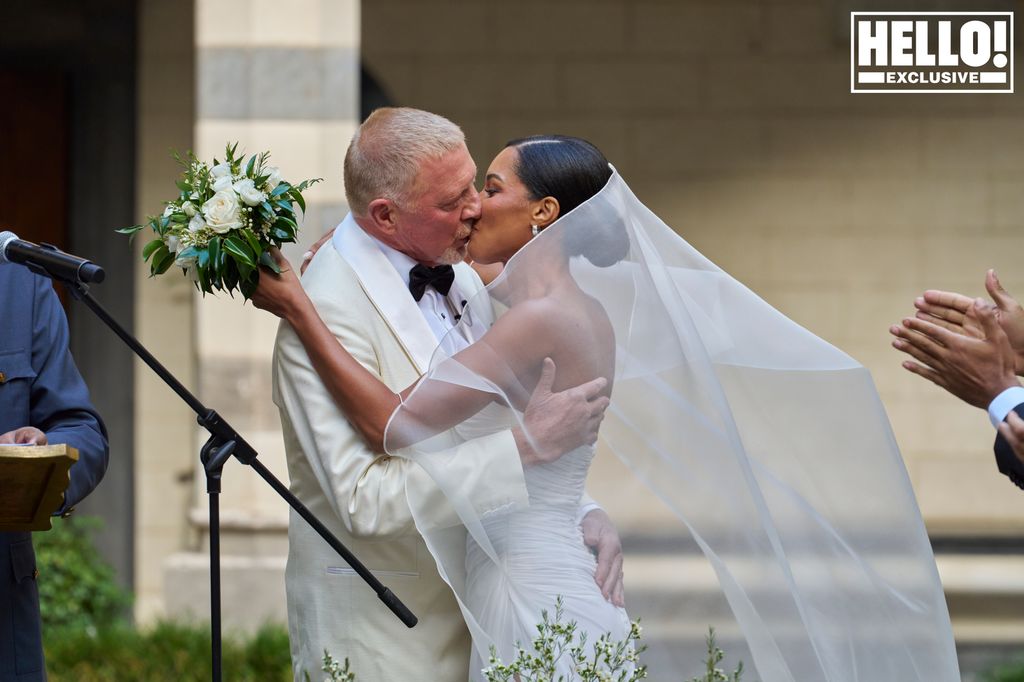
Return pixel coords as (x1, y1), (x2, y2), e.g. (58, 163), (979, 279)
(850, 11), (1015, 94)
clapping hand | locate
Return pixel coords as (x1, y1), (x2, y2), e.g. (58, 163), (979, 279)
(891, 297), (1020, 409)
(913, 269), (1024, 374)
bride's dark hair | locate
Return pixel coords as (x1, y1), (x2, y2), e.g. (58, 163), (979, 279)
(505, 135), (628, 267)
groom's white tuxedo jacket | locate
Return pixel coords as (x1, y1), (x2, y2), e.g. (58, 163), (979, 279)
(273, 214), (524, 681)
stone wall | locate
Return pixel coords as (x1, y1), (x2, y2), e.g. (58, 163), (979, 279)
(362, 0), (1024, 536)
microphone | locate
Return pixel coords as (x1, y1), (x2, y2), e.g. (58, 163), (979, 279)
(0, 231), (105, 284)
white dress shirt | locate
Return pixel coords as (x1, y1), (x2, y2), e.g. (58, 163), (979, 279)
(988, 385), (1024, 427)
(369, 236), (471, 350)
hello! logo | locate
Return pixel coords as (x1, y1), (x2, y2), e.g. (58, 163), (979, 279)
(851, 12), (1013, 93)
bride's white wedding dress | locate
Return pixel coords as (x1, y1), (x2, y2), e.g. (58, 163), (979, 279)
(465, 444), (631, 677)
(388, 170), (961, 681)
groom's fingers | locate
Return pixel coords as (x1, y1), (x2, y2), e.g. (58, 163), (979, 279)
(535, 357), (557, 396)
(575, 376), (608, 401)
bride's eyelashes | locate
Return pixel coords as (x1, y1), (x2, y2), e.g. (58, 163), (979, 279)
(483, 187), (499, 197)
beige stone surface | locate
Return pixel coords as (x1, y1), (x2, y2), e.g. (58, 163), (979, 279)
(197, 0), (359, 48)
(195, 120), (353, 204)
(134, 0), (198, 624)
(362, 0), (1024, 537)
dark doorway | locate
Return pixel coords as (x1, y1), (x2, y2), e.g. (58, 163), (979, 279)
(1, 0), (139, 599)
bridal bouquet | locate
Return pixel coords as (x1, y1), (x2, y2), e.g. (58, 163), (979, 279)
(119, 143), (321, 298)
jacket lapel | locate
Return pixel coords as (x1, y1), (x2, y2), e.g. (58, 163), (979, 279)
(332, 214), (437, 373)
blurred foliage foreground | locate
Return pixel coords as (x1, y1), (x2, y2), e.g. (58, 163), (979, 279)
(37, 517), (290, 681)
(32, 517), (1024, 681)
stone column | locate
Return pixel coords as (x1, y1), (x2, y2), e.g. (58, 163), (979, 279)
(161, 0), (360, 629)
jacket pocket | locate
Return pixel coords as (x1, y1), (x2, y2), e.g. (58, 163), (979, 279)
(0, 349), (36, 431)
(9, 538), (44, 674)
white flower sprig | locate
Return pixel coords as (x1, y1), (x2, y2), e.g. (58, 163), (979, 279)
(481, 596), (648, 682)
(119, 142), (321, 299)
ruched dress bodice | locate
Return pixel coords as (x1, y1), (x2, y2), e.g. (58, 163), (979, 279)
(464, 446), (631, 679)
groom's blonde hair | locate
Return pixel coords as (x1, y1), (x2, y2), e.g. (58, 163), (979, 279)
(344, 107), (466, 216)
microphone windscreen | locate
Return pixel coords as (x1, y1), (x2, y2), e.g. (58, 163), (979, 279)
(0, 231), (19, 263)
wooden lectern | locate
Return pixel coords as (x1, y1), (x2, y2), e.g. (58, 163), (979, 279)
(0, 444), (77, 532)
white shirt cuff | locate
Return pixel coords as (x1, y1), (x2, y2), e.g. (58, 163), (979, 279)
(988, 386), (1024, 428)
(575, 501), (602, 527)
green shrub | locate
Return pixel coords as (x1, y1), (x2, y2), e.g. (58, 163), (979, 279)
(982, 657), (1024, 682)
(45, 621), (291, 682)
(35, 516), (132, 633)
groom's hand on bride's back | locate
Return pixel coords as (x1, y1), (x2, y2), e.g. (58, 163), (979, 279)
(515, 358), (609, 467)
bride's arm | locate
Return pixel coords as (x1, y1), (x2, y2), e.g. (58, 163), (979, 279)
(252, 250), (607, 454)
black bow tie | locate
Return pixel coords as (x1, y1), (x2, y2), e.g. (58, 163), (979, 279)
(408, 263), (455, 301)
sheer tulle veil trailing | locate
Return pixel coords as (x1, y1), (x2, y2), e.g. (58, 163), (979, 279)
(384, 169), (960, 681)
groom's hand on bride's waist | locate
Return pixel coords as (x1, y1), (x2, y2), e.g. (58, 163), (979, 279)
(581, 508), (626, 608)
(515, 358), (610, 467)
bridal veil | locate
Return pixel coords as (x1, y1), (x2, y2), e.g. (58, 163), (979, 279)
(384, 170), (960, 681)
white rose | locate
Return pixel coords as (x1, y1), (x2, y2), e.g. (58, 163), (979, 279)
(212, 175), (233, 192)
(165, 234), (181, 254)
(189, 214), (207, 233)
(163, 204), (177, 217)
(182, 201), (197, 218)
(210, 162), (232, 179)
(202, 189), (243, 234)
(265, 167), (283, 191)
(233, 178), (266, 207)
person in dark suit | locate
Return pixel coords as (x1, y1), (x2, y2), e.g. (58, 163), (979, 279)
(890, 269), (1024, 487)
(0, 262), (108, 681)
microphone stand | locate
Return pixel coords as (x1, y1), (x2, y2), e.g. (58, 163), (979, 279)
(57, 272), (417, 682)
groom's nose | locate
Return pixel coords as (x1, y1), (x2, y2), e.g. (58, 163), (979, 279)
(463, 189), (482, 221)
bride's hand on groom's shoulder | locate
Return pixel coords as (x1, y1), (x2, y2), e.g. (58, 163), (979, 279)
(515, 358), (610, 467)
(300, 229), (336, 275)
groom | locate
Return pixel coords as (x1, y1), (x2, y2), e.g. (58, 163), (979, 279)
(272, 108), (623, 680)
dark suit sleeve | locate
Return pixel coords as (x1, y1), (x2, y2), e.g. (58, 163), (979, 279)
(29, 277), (109, 511)
(994, 402), (1024, 490)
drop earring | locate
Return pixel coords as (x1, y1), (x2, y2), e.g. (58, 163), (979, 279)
(531, 224), (541, 237)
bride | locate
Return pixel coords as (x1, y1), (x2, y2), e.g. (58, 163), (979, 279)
(254, 135), (961, 681)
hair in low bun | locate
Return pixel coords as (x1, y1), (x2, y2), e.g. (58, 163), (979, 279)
(505, 135), (629, 268)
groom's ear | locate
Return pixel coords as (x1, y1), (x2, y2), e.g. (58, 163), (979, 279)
(367, 198), (399, 234)
(531, 196), (560, 228)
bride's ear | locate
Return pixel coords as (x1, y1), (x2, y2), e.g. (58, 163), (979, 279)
(367, 198), (399, 234)
(530, 196), (560, 229)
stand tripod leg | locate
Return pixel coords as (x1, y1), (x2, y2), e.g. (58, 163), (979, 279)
(209, 485), (222, 682)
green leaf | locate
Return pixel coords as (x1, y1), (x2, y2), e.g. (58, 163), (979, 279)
(208, 238), (222, 277)
(274, 199), (293, 214)
(196, 264), (211, 295)
(116, 225), (145, 236)
(259, 249), (281, 274)
(223, 235), (256, 268)
(175, 179), (191, 193)
(142, 239), (165, 261)
(269, 183), (291, 198)
(245, 154), (257, 178)
(241, 228), (262, 256)
(176, 246), (199, 263)
(223, 261), (239, 292)
(240, 275), (258, 300)
(150, 248), (175, 275)
(289, 188), (306, 214)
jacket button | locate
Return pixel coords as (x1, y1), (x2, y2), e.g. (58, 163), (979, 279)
(0, 371), (6, 383)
